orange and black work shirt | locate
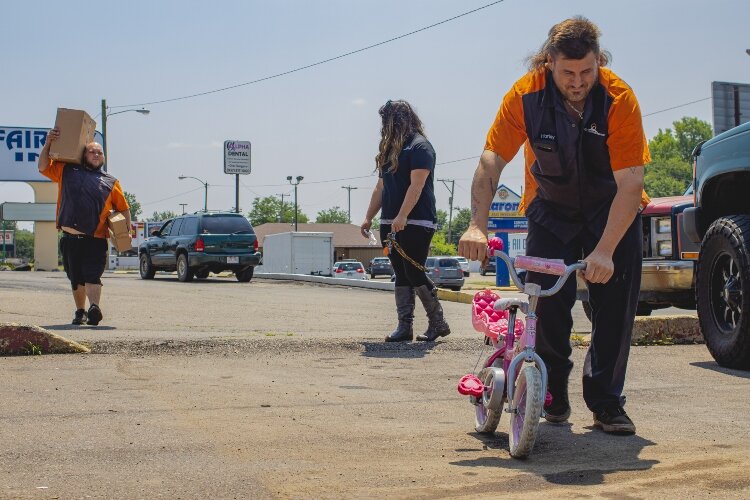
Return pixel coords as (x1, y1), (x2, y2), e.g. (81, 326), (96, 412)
(485, 67), (651, 242)
(42, 161), (129, 239)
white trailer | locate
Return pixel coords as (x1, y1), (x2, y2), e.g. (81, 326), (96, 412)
(257, 232), (334, 276)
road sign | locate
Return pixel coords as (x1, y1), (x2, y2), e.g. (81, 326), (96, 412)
(224, 140), (251, 175)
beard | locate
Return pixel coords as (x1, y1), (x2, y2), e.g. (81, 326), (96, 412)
(82, 157), (104, 170)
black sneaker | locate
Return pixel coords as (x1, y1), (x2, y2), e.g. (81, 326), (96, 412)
(86, 304), (103, 326)
(72, 308), (88, 325)
(593, 406), (636, 435)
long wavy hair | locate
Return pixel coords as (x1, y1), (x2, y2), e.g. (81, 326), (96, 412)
(526, 16), (610, 71)
(375, 100), (426, 174)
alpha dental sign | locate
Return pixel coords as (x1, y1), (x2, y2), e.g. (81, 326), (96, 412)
(0, 127), (50, 182)
(224, 140), (251, 175)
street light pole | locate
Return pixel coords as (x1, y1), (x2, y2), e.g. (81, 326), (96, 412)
(438, 178), (455, 245)
(341, 185), (358, 223)
(100, 98), (150, 172)
(286, 175), (304, 231)
(179, 203), (188, 215)
(178, 175), (209, 212)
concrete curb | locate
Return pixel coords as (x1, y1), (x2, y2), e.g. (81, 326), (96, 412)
(0, 323), (90, 355)
(632, 315), (702, 344)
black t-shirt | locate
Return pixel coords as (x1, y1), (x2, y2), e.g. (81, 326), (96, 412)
(379, 133), (437, 223)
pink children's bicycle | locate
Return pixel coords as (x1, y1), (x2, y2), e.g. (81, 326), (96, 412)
(458, 238), (585, 458)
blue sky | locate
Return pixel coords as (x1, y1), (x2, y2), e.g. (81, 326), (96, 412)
(2, 0), (749, 228)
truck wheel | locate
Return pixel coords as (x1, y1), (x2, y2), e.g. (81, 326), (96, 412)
(236, 267), (254, 282)
(177, 254), (194, 282)
(696, 215), (750, 369)
(139, 253), (156, 280)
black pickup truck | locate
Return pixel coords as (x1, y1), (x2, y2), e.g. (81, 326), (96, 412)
(683, 121), (750, 369)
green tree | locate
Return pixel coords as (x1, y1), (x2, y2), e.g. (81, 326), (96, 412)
(315, 206), (349, 223)
(370, 216), (380, 230)
(13, 229), (34, 260)
(124, 191), (142, 220)
(449, 208), (472, 246)
(247, 196), (308, 226)
(429, 231), (456, 255)
(645, 117), (712, 197)
(674, 117), (712, 162)
(147, 210), (178, 222)
(435, 209), (448, 233)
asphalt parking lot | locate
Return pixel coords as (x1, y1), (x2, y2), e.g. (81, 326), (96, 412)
(1, 271), (747, 499)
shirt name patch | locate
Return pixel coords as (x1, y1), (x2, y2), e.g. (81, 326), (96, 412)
(540, 133), (556, 141)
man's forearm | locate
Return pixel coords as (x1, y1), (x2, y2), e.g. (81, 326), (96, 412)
(597, 169), (644, 255)
(37, 142), (51, 173)
(469, 151), (505, 230)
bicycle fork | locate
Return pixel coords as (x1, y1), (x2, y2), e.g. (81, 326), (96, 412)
(503, 310), (548, 415)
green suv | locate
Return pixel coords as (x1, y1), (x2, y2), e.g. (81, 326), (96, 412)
(138, 212), (261, 282)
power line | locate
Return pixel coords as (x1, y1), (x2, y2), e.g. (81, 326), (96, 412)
(110, 1), (507, 109)
(641, 97), (711, 117)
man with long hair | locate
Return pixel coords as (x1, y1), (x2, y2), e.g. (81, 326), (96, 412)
(38, 127), (130, 326)
(361, 100), (450, 343)
(459, 17), (649, 435)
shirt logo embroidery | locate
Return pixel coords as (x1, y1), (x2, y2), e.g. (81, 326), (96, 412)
(584, 123), (606, 137)
(540, 133), (556, 141)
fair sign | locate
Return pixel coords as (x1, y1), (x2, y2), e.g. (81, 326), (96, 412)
(224, 140), (251, 175)
(0, 126), (104, 182)
(488, 184), (522, 218)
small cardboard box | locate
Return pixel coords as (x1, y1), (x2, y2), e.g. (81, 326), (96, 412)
(107, 212), (132, 253)
(49, 108), (97, 164)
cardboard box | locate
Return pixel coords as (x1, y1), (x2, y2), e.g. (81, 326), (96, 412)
(49, 108), (97, 164)
(107, 212), (132, 253)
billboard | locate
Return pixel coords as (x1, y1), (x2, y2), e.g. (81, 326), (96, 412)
(712, 81), (750, 135)
(0, 127), (103, 182)
(224, 140), (251, 175)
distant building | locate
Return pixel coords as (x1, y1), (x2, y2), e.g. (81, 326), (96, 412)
(253, 223), (382, 264)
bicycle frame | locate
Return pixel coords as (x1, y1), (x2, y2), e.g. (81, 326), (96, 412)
(489, 251), (586, 413)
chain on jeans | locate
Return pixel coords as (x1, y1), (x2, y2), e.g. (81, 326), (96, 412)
(384, 231), (428, 272)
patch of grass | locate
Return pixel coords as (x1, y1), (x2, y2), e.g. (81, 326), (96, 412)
(22, 342), (43, 355)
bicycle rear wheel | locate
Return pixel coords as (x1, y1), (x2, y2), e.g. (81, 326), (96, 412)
(508, 364), (543, 458)
(474, 365), (505, 434)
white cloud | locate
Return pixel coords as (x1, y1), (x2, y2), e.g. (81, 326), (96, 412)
(351, 98), (366, 106)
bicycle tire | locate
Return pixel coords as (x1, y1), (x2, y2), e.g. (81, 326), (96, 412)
(474, 365), (505, 434)
(508, 365), (543, 458)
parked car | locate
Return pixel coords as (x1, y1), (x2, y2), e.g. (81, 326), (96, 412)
(683, 121), (750, 369)
(454, 256), (470, 277)
(480, 258), (497, 276)
(367, 257), (393, 278)
(138, 212), (261, 283)
(425, 256), (464, 291)
(333, 261), (368, 280)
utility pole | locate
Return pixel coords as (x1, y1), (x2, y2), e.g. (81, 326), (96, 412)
(276, 193), (288, 222)
(341, 185), (358, 223)
(179, 203), (188, 215)
(437, 178), (455, 245)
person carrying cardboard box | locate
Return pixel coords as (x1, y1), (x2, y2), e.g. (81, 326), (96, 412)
(38, 126), (130, 326)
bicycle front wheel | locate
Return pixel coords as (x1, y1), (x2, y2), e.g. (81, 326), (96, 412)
(508, 364), (543, 458)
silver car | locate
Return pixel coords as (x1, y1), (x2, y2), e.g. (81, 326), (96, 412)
(425, 256), (465, 291)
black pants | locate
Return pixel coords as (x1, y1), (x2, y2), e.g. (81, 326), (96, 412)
(59, 233), (108, 289)
(525, 214), (642, 412)
(380, 224), (434, 288)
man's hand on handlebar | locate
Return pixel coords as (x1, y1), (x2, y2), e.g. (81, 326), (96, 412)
(458, 226), (488, 263)
(582, 249), (614, 284)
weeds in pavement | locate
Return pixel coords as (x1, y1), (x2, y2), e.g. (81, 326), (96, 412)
(22, 342), (43, 355)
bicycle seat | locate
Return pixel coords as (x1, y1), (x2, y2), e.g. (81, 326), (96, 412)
(472, 289), (524, 342)
(494, 298), (529, 314)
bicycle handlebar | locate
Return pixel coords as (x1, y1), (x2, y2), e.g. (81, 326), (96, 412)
(490, 249), (586, 298)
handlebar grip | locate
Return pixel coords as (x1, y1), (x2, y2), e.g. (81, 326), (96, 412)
(514, 255), (567, 276)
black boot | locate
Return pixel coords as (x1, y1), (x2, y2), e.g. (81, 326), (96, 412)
(385, 286), (414, 342)
(414, 285), (451, 341)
